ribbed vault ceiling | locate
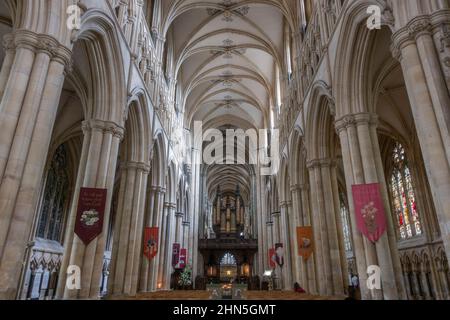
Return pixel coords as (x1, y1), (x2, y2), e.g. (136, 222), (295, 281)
(164, 0), (291, 200)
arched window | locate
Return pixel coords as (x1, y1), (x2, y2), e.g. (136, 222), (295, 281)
(36, 145), (69, 243)
(339, 193), (352, 253)
(389, 142), (422, 240)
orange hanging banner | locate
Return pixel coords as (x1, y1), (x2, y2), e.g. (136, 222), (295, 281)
(297, 226), (314, 260)
(143, 227), (159, 260)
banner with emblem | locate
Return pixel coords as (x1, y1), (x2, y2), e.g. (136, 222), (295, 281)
(274, 243), (285, 268)
(268, 248), (276, 269)
(143, 227), (159, 260)
(296, 226), (314, 260)
(176, 248), (187, 270)
(74, 188), (107, 245)
(352, 183), (387, 243)
(172, 243), (181, 267)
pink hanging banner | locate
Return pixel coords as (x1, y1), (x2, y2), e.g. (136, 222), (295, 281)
(352, 183), (387, 243)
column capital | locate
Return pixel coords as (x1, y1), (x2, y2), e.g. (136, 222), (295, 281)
(149, 185), (166, 194)
(353, 113), (378, 126)
(391, 15), (433, 60)
(182, 221), (190, 227)
(2, 34), (15, 53)
(175, 212), (184, 218)
(271, 211), (281, 218)
(335, 113), (378, 132)
(123, 161), (151, 174)
(306, 158), (337, 169)
(280, 201), (292, 208)
(82, 119), (125, 140)
(12, 30), (72, 67)
(164, 202), (177, 209)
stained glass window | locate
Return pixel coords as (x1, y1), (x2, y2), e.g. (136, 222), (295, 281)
(36, 145), (69, 243)
(339, 193), (353, 253)
(389, 142), (422, 240)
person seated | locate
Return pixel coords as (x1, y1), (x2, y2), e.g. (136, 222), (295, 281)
(294, 282), (306, 293)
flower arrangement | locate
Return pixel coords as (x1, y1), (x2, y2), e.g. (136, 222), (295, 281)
(80, 209), (100, 226)
(178, 265), (193, 287)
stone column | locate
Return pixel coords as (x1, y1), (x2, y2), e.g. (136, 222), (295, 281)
(299, 183), (317, 294)
(59, 120), (124, 299)
(412, 271), (423, 300)
(157, 201), (169, 289)
(162, 202), (176, 289)
(392, 16), (450, 264)
(437, 267), (450, 299)
(182, 221), (190, 249)
(150, 187), (166, 290)
(0, 31), (71, 300)
(420, 271), (432, 300)
(265, 221), (274, 271)
(0, 34), (15, 100)
(255, 172), (264, 277)
(189, 148), (201, 281)
(271, 212), (282, 289)
(403, 271), (412, 300)
(109, 161), (149, 296)
(330, 162), (351, 292)
(138, 185), (156, 292)
(175, 211), (184, 244)
(307, 159), (345, 296)
(290, 185), (305, 286)
(279, 201), (293, 290)
(335, 114), (404, 300)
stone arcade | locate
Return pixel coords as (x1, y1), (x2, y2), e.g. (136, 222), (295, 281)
(0, 0), (449, 301)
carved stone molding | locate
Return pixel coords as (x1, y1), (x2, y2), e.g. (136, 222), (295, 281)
(335, 113), (378, 133)
(2, 34), (15, 52)
(11, 30), (72, 68)
(391, 15), (435, 61)
(149, 185), (166, 195)
(335, 115), (356, 133)
(82, 119), (125, 140)
(306, 158), (337, 169)
(123, 161), (151, 174)
(164, 202), (177, 210)
(280, 201), (292, 208)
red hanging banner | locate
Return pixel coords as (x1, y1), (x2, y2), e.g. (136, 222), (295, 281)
(74, 188), (107, 245)
(172, 243), (181, 267)
(143, 227), (159, 260)
(352, 183), (387, 243)
(176, 248), (187, 270)
(268, 248), (276, 269)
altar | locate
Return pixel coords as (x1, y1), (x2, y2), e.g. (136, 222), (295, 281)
(207, 284), (247, 300)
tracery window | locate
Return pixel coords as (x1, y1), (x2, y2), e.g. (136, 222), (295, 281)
(389, 142), (422, 240)
(36, 145), (69, 242)
(339, 193), (352, 253)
